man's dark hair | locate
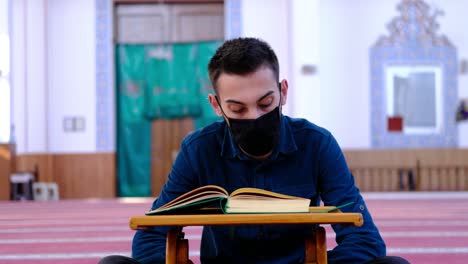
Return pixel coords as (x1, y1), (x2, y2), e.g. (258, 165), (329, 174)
(208, 37), (279, 91)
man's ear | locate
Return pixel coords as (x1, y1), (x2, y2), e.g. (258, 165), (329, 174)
(279, 79), (288, 106)
(208, 94), (224, 117)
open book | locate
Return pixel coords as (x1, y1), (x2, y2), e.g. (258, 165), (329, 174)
(146, 185), (352, 215)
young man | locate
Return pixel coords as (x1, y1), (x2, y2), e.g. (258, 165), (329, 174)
(100, 38), (409, 264)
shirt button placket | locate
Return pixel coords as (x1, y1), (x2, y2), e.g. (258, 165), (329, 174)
(254, 166), (266, 188)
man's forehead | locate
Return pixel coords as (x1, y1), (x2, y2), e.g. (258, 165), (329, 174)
(217, 85), (277, 102)
(215, 69), (278, 100)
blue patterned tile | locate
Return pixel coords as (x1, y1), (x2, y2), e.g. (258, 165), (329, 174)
(95, 0), (113, 151)
(370, 1), (458, 148)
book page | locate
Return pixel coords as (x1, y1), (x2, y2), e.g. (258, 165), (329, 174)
(156, 185), (229, 210)
(229, 187), (309, 200)
(226, 188), (311, 214)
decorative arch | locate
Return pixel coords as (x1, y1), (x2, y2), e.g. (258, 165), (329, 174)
(370, 0), (458, 148)
(94, 0), (242, 151)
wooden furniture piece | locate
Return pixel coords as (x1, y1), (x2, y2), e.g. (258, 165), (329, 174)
(0, 144), (15, 200)
(344, 149), (468, 192)
(130, 207), (363, 264)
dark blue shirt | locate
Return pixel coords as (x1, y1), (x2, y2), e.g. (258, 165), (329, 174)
(132, 115), (386, 263)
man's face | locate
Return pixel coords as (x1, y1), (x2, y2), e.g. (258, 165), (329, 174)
(209, 66), (288, 120)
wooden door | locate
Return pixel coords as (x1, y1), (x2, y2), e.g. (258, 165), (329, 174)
(151, 118), (194, 196)
(116, 2), (224, 196)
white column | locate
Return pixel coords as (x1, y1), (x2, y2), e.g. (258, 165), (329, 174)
(289, 0), (321, 122)
(11, 0), (48, 154)
(11, 0), (97, 153)
(0, 0), (10, 143)
(47, 0), (96, 153)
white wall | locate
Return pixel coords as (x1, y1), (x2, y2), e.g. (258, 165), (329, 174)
(289, 0), (321, 124)
(9, 0), (468, 153)
(47, 0), (96, 152)
(317, 0), (468, 148)
(436, 0), (468, 147)
(241, 0), (389, 147)
(242, 0), (468, 149)
(241, 0), (293, 115)
(0, 0), (7, 34)
(11, 0), (96, 154)
(11, 0), (30, 152)
(318, 0), (400, 148)
(26, 0), (47, 152)
(0, 0), (10, 143)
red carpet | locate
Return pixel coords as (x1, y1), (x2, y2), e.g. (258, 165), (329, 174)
(1, 193), (468, 264)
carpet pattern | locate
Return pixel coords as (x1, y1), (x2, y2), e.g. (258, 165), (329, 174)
(1, 192), (467, 264)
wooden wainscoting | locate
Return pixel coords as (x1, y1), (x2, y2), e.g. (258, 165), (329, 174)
(344, 149), (468, 192)
(416, 149), (468, 191)
(151, 118), (194, 197)
(0, 144), (14, 200)
(344, 150), (415, 192)
(53, 153), (116, 198)
(16, 154), (54, 182)
(7, 147), (467, 199)
(13, 153), (116, 199)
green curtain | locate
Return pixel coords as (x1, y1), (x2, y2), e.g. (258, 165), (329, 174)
(116, 41), (221, 197)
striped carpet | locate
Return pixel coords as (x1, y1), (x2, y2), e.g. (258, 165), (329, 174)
(1, 192), (468, 264)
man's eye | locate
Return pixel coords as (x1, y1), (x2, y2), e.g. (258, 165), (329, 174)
(258, 97), (273, 108)
(232, 108), (245, 113)
(227, 104), (245, 113)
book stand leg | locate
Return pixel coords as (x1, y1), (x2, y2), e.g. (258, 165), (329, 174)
(305, 226), (327, 264)
(166, 229), (189, 264)
(165, 226), (327, 264)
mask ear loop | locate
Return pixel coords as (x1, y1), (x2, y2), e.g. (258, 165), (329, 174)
(278, 82), (283, 113)
(215, 95), (225, 115)
(215, 95), (230, 123)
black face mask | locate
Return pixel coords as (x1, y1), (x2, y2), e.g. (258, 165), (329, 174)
(216, 92), (282, 157)
(227, 106), (281, 156)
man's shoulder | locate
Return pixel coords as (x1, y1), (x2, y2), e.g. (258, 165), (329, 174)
(285, 116), (331, 138)
(182, 121), (225, 148)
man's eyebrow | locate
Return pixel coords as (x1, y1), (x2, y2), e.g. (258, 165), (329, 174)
(257, 91), (274, 102)
(225, 99), (244, 105)
(224, 91), (275, 105)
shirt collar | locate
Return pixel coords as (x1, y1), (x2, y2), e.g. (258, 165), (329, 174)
(220, 115), (298, 160)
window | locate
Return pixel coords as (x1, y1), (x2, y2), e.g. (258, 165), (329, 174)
(385, 65), (442, 134)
